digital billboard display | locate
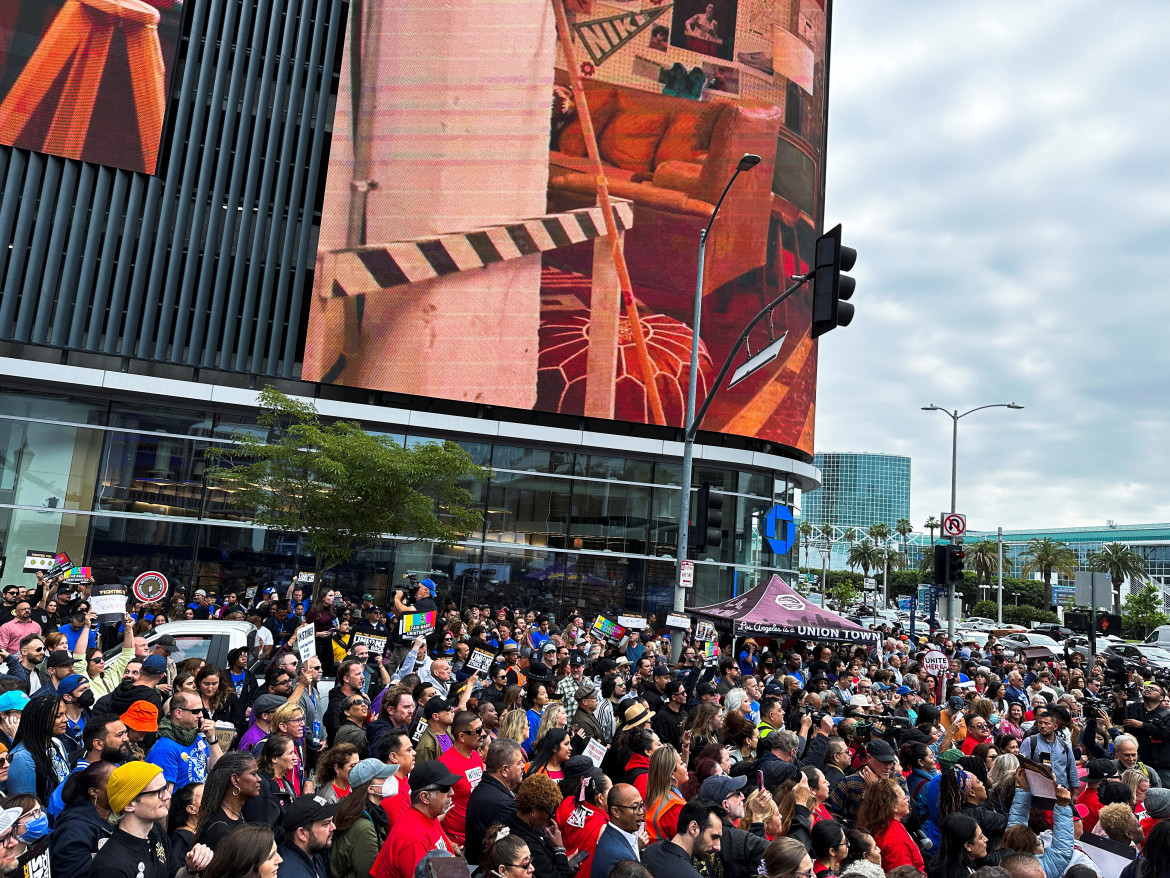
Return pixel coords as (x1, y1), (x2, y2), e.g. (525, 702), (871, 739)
(0, 0), (185, 174)
(305, 0), (829, 456)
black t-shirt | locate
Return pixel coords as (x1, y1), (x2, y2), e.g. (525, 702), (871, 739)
(197, 811), (244, 849)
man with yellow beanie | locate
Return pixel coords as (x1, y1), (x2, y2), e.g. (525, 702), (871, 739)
(88, 761), (212, 878)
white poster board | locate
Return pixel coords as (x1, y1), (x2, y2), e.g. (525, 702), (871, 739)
(294, 624), (315, 663)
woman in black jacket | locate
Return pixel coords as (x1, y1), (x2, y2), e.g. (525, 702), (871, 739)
(927, 814), (988, 878)
(48, 762), (115, 878)
(505, 774), (574, 878)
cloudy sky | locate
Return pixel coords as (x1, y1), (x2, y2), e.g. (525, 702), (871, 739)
(816, 0), (1170, 532)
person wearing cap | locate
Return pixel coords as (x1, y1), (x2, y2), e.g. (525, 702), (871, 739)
(239, 692), (288, 752)
(120, 700), (159, 760)
(45, 648), (78, 690)
(0, 599), (44, 655)
(327, 758), (396, 878)
(1020, 707), (1080, 795)
(1076, 758), (1119, 833)
(89, 761), (212, 878)
(651, 680), (688, 752)
(415, 695), (455, 763)
(386, 578), (438, 672)
(94, 651), (167, 716)
(278, 793), (341, 878)
(639, 663), (672, 714)
(572, 682), (606, 743)
(372, 761), (460, 878)
(56, 672), (92, 750)
(699, 774), (770, 878)
(825, 736), (906, 826)
(558, 652), (589, 720)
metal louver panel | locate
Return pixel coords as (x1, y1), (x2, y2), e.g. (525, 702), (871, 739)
(0, 0), (346, 379)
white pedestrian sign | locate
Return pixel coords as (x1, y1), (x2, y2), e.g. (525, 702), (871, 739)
(941, 513), (966, 538)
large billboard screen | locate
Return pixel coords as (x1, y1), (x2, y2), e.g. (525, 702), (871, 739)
(0, 0), (185, 174)
(305, 0), (829, 456)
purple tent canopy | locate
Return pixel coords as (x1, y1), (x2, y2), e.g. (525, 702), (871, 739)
(691, 574), (879, 644)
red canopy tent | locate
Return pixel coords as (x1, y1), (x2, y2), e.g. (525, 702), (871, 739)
(691, 574), (879, 645)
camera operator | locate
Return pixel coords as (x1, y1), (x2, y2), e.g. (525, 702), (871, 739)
(1121, 680), (1170, 786)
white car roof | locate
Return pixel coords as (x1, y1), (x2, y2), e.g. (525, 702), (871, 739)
(151, 620), (257, 638)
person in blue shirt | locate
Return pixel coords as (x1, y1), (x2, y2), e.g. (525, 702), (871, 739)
(147, 690), (223, 792)
(625, 632), (644, 665)
(58, 608), (98, 651)
(529, 616), (551, 650)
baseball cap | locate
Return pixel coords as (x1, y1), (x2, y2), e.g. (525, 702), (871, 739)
(285, 794), (342, 830)
(696, 681), (718, 698)
(362, 594), (375, 602)
(700, 774), (748, 802)
(410, 760), (462, 790)
(153, 634), (180, 654)
(47, 650), (75, 669)
(57, 674), (86, 695)
(866, 739), (897, 763)
(895, 685), (913, 696)
(542, 642), (557, 654)
(0, 692), (28, 713)
(570, 652), (586, 668)
(652, 664), (670, 677)
(424, 697), (453, 719)
(349, 758), (398, 788)
(0, 807), (21, 838)
(252, 694), (286, 717)
(195, 589), (207, 597)
(141, 655), (168, 676)
(419, 579), (437, 597)
(121, 700), (159, 733)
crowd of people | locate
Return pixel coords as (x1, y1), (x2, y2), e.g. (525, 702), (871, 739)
(0, 570), (1166, 878)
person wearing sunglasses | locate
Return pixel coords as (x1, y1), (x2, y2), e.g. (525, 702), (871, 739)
(480, 821), (535, 878)
(437, 710), (486, 848)
(88, 761), (212, 878)
(79, 612), (137, 700)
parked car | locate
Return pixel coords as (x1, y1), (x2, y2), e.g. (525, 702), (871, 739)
(964, 616), (997, 628)
(999, 631), (1064, 652)
(1103, 643), (1170, 670)
(1145, 626), (1170, 648)
(1031, 625), (1075, 641)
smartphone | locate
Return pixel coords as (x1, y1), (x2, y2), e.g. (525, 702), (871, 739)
(757, 770), (765, 792)
(567, 851), (589, 873)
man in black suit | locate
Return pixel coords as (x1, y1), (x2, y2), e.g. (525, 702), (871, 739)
(465, 738), (525, 867)
(592, 783), (646, 878)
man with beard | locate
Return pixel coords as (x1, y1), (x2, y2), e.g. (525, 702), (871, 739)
(47, 713), (131, 817)
(1123, 681), (1170, 787)
(642, 799), (725, 878)
(147, 690), (222, 792)
(698, 775), (770, 878)
(278, 793), (340, 878)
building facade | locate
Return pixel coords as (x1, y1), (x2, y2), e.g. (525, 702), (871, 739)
(0, 0), (835, 617)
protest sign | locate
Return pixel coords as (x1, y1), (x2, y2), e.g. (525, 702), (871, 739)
(617, 615), (646, 629)
(694, 620), (717, 643)
(132, 570), (169, 602)
(245, 585), (257, 604)
(352, 628), (387, 656)
(665, 613), (690, 629)
(16, 837), (49, 878)
(702, 641), (719, 667)
(466, 645), (497, 675)
(399, 611), (436, 638)
(590, 616), (626, 643)
(583, 739), (607, 768)
(22, 551), (54, 574)
(65, 566), (93, 584)
(294, 624), (316, 663)
(90, 583), (127, 624)
(296, 571), (316, 583)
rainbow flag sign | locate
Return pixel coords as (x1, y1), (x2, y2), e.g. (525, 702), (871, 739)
(399, 610), (436, 638)
(590, 615), (626, 644)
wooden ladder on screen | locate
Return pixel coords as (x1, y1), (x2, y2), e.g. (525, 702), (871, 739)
(0, 0), (167, 169)
(550, 0), (666, 426)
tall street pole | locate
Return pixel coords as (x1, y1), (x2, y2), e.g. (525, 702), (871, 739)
(672, 155), (760, 664)
(997, 526), (1004, 625)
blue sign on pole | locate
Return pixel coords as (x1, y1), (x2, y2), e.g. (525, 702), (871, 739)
(762, 506), (796, 555)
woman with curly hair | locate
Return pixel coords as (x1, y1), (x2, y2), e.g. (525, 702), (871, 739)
(644, 744), (687, 842)
(855, 777), (924, 872)
(505, 773), (574, 878)
(723, 710), (758, 764)
(193, 750), (263, 847)
(313, 742), (360, 802)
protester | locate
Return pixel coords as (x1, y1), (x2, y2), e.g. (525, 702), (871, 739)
(328, 760), (395, 878)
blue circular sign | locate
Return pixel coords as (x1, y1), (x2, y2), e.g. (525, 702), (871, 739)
(762, 505), (796, 554)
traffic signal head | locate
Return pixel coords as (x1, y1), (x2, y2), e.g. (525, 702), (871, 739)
(949, 545), (965, 582)
(690, 482), (724, 552)
(933, 544), (948, 586)
(811, 224), (857, 339)
(1096, 613), (1122, 636)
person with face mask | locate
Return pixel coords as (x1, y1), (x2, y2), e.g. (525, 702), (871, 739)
(56, 675), (93, 751)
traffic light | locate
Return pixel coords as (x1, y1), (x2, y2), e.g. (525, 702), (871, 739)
(1096, 613), (1122, 637)
(932, 544), (948, 586)
(810, 223), (857, 339)
(947, 544), (965, 584)
(690, 482), (724, 551)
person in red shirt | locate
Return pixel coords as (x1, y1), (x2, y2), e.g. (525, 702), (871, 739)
(1077, 759), (1118, 834)
(439, 710), (486, 846)
(556, 758), (611, 878)
(380, 729), (416, 830)
(961, 716), (993, 756)
(854, 778), (925, 873)
(373, 760), (460, 878)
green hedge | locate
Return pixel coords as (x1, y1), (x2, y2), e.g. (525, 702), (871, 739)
(968, 600), (1059, 626)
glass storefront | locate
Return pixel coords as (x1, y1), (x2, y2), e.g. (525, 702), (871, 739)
(0, 388), (802, 618)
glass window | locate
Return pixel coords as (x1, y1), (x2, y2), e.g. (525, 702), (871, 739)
(568, 481), (650, 555)
(484, 471), (570, 548)
(0, 391), (106, 425)
(96, 433), (211, 519)
(738, 471), (773, 498)
(490, 445), (574, 475)
(108, 404), (216, 438)
(649, 485), (681, 557)
(573, 454), (655, 483)
(693, 466), (735, 492)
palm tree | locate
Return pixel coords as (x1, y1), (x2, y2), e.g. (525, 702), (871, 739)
(847, 539), (880, 578)
(895, 517), (914, 567)
(798, 520), (814, 572)
(966, 539), (1001, 601)
(924, 516), (940, 547)
(1019, 537), (1078, 607)
(868, 522), (891, 544)
(1088, 542), (1149, 614)
(843, 527), (857, 550)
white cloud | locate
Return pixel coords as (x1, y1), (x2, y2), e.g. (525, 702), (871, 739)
(815, 0), (1170, 531)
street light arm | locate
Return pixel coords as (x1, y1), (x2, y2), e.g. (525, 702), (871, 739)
(703, 154), (761, 237)
(956, 403), (1024, 420)
(686, 273), (812, 442)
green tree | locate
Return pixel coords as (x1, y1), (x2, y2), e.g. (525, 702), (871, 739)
(206, 387), (488, 587)
(868, 522), (891, 544)
(1088, 542), (1149, 614)
(843, 528), (857, 552)
(895, 518), (914, 558)
(1019, 538), (1078, 608)
(847, 539), (880, 578)
(1123, 584), (1168, 638)
(923, 516), (940, 546)
(829, 579), (859, 609)
(798, 520), (814, 572)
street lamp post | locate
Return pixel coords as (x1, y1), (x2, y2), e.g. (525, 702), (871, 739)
(1013, 591), (1020, 606)
(922, 402), (1024, 638)
(673, 154), (761, 661)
